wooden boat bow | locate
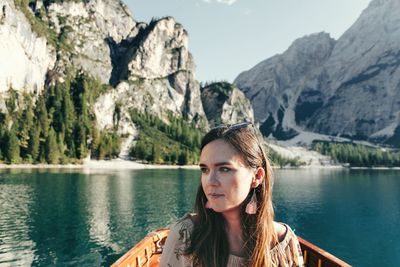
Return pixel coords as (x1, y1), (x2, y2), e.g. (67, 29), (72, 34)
(111, 229), (169, 267)
(111, 229), (351, 267)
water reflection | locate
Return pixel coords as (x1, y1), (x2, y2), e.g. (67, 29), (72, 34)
(129, 169), (199, 233)
(28, 171), (89, 266)
(0, 168), (399, 267)
(109, 171), (135, 252)
(0, 172), (36, 266)
(86, 174), (114, 252)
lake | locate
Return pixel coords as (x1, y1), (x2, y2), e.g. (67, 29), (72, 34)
(0, 168), (399, 266)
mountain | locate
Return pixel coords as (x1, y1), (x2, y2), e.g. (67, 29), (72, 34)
(235, 0), (400, 146)
(0, 0), (205, 126)
(235, 32), (335, 140)
(0, 0), (252, 164)
(201, 82), (254, 127)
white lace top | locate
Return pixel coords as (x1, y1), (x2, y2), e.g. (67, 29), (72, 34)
(159, 215), (304, 267)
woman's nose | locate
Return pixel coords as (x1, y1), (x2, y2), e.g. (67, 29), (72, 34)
(208, 170), (219, 186)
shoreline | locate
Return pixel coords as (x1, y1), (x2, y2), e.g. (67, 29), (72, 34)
(0, 159), (199, 170)
(1, 159), (400, 170)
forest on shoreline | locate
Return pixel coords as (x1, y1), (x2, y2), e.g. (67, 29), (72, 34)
(1, 72), (398, 168)
(311, 141), (400, 167)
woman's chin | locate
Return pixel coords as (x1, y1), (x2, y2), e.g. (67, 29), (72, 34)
(208, 205), (239, 214)
(207, 204), (223, 213)
(210, 207), (223, 213)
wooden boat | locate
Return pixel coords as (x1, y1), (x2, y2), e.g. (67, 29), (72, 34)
(111, 229), (351, 267)
(111, 229), (169, 267)
(296, 236), (351, 267)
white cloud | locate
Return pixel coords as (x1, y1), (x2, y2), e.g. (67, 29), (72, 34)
(216, 0), (237, 5)
(201, 0), (237, 5)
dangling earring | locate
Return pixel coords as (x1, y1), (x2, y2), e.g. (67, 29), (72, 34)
(205, 200), (212, 209)
(245, 188), (257, 214)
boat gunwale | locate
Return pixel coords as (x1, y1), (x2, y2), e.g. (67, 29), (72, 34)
(112, 229), (352, 267)
(297, 236), (351, 267)
(111, 228), (169, 267)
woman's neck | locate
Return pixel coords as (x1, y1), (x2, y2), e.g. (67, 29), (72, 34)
(222, 209), (245, 257)
(222, 209), (241, 232)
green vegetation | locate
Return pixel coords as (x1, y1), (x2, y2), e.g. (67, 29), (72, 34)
(0, 73), (118, 164)
(267, 147), (304, 168)
(0, 56), (209, 166)
(129, 109), (204, 165)
(0, 75), (205, 166)
(6, 0), (209, 166)
(311, 141), (400, 167)
(13, 0), (81, 52)
(14, 0), (58, 46)
(201, 81), (234, 97)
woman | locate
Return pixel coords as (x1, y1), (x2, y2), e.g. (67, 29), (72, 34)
(159, 122), (304, 267)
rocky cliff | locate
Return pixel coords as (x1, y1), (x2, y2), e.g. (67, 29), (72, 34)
(235, 32), (336, 140)
(201, 82), (254, 127)
(91, 16), (207, 137)
(0, 0), (56, 95)
(46, 0), (136, 85)
(0, 0), (256, 160)
(235, 0), (400, 146)
(0, 0), (207, 128)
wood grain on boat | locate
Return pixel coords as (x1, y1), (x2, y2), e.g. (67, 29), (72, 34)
(111, 229), (352, 267)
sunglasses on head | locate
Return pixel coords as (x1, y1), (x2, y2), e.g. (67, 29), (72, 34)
(211, 121), (253, 131)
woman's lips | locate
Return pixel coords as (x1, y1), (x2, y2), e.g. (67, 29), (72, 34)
(209, 193), (224, 199)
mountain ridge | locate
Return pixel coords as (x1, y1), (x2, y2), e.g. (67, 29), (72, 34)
(0, 0), (251, 164)
(235, 0), (400, 146)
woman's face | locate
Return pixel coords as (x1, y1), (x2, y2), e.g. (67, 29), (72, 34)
(199, 139), (255, 214)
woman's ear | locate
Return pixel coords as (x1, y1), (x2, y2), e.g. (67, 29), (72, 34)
(252, 167), (265, 188)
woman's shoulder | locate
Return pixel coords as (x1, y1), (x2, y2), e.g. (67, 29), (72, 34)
(274, 221), (288, 242)
(271, 221), (304, 266)
(168, 213), (196, 241)
(173, 213), (195, 229)
(160, 214), (196, 266)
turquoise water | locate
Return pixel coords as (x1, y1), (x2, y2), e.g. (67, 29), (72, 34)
(0, 168), (399, 266)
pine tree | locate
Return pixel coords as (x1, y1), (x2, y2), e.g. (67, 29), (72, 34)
(97, 136), (108, 160)
(18, 95), (35, 159)
(178, 150), (188, 165)
(61, 83), (76, 156)
(111, 133), (120, 158)
(28, 125), (40, 162)
(91, 127), (101, 158)
(5, 129), (21, 164)
(75, 119), (87, 159)
(5, 89), (17, 115)
(46, 127), (60, 164)
(170, 151), (178, 164)
(150, 144), (161, 163)
(36, 97), (49, 138)
(99, 133), (110, 160)
(57, 133), (65, 163)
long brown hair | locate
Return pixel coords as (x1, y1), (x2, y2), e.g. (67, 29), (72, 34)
(185, 124), (277, 267)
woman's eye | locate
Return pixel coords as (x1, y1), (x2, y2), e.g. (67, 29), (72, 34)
(220, 167), (230, 172)
(200, 167), (208, 173)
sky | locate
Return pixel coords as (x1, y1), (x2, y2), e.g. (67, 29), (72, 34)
(125, 0), (371, 83)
